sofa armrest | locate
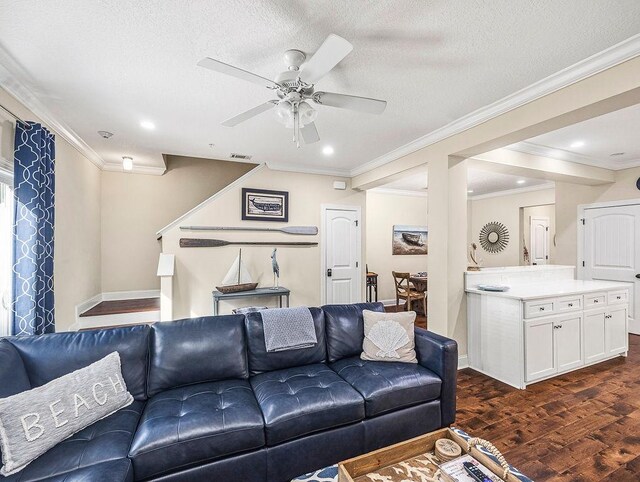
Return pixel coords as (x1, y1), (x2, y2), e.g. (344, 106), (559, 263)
(414, 327), (457, 426)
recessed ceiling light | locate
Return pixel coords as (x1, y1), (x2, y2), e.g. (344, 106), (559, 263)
(517, 179), (526, 185)
(140, 120), (155, 130)
(97, 130), (113, 139)
(570, 140), (585, 148)
(467, 190), (474, 193)
(122, 156), (134, 171)
(322, 146), (334, 156)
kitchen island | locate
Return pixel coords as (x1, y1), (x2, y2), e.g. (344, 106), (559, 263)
(466, 266), (629, 389)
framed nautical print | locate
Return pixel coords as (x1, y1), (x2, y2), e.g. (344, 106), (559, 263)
(392, 225), (428, 255)
(242, 188), (289, 222)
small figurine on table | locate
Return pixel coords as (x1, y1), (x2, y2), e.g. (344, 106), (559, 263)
(270, 248), (280, 289)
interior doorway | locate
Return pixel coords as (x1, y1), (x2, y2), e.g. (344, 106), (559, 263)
(520, 204), (555, 266)
(321, 205), (362, 305)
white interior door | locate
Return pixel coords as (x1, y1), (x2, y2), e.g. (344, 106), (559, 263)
(530, 216), (549, 265)
(0, 181), (13, 337)
(583, 204), (640, 334)
(323, 207), (361, 304)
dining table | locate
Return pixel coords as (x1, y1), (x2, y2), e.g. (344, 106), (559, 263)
(409, 273), (427, 315)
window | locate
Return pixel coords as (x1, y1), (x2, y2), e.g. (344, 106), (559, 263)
(0, 119), (13, 337)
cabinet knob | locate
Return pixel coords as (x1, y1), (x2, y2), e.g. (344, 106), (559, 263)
(617, 296), (621, 300)
(539, 307), (545, 311)
(568, 303), (573, 307)
(594, 299), (599, 303)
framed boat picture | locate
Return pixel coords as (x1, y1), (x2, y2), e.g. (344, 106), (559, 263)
(242, 188), (289, 222)
(392, 225), (428, 255)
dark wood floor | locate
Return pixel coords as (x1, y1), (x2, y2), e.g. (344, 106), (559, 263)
(456, 334), (640, 481)
(80, 298), (159, 317)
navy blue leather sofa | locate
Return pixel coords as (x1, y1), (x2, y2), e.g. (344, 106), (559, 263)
(0, 302), (457, 481)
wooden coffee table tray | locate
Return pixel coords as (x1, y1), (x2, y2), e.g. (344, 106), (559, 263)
(338, 427), (524, 482)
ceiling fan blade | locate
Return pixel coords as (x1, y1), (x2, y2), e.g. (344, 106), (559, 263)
(221, 101), (276, 127)
(297, 34), (353, 85)
(301, 122), (320, 144)
(198, 57), (279, 89)
(313, 91), (387, 114)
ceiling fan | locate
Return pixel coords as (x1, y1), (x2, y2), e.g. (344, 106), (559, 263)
(198, 34), (387, 148)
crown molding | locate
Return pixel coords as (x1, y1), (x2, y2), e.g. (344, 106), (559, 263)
(103, 162), (166, 176)
(266, 162), (350, 178)
(469, 182), (555, 200)
(0, 45), (106, 170)
(507, 141), (640, 171)
(350, 33), (640, 178)
(369, 187), (428, 198)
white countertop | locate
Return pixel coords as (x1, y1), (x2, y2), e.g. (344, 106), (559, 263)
(466, 279), (630, 300)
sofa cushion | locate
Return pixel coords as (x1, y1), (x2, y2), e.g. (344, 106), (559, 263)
(250, 364), (364, 445)
(323, 302), (385, 363)
(330, 356), (441, 416)
(8, 325), (150, 400)
(2, 459), (134, 482)
(148, 315), (248, 397)
(0, 339), (30, 398)
(245, 307), (326, 375)
(1, 402), (143, 481)
(129, 380), (264, 480)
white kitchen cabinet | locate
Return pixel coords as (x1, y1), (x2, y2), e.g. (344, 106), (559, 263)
(525, 314), (583, 383)
(606, 306), (628, 356)
(583, 309), (607, 363)
(466, 268), (629, 389)
(525, 319), (555, 381)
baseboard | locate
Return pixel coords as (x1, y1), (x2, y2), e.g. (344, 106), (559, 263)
(458, 355), (469, 370)
(77, 310), (160, 330)
(101, 289), (160, 301)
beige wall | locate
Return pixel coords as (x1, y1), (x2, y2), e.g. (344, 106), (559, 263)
(365, 191), (427, 302)
(520, 204), (556, 265)
(556, 166), (640, 265)
(161, 166), (366, 319)
(0, 87), (102, 331)
(100, 155), (254, 292)
(468, 188), (556, 267)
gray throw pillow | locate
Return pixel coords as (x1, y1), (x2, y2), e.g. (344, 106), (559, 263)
(361, 309), (417, 363)
(0, 351), (133, 476)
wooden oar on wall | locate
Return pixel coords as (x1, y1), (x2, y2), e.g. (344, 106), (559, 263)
(180, 225), (318, 235)
(180, 238), (318, 248)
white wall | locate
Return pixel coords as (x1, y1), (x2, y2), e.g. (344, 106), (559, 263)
(468, 188), (556, 267)
(101, 156), (254, 292)
(0, 87), (102, 332)
(161, 166), (366, 319)
(365, 190), (427, 302)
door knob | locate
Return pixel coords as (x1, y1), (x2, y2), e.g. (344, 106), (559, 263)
(327, 269), (332, 277)
(636, 274), (640, 279)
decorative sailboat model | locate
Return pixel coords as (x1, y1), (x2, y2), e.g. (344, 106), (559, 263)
(216, 249), (258, 294)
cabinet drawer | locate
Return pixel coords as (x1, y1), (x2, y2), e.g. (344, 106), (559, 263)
(524, 300), (554, 318)
(608, 290), (628, 305)
(584, 293), (606, 308)
(556, 295), (582, 313)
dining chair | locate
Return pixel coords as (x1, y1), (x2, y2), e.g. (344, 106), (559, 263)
(392, 271), (427, 314)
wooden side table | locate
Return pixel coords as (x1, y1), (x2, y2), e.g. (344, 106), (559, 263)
(366, 272), (378, 303)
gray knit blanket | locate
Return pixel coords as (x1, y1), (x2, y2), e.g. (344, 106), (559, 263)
(260, 307), (317, 352)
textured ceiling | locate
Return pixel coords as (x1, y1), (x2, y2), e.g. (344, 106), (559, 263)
(1, 1), (640, 173)
(378, 167), (550, 197)
(511, 104), (640, 170)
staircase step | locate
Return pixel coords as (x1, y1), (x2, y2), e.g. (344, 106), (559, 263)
(80, 298), (160, 317)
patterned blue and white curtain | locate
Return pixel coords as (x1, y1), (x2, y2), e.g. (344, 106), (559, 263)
(12, 121), (55, 335)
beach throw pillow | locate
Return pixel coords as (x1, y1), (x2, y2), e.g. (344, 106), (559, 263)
(361, 310), (417, 363)
(0, 351), (133, 476)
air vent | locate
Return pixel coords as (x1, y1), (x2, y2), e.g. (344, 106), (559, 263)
(610, 152), (625, 157)
(230, 153), (252, 160)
